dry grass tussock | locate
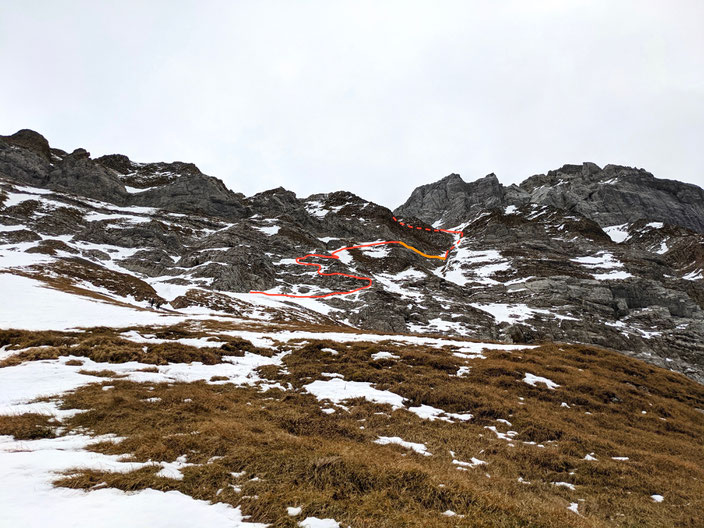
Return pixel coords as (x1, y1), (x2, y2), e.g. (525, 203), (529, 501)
(1, 328), (699, 527)
(0, 325), (275, 366)
(0, 413), (58, 440)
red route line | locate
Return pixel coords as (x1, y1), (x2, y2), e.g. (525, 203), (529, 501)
(250, 217), (464, 299)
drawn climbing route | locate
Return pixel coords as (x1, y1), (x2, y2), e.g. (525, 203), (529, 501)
(250, 217), (464, 299)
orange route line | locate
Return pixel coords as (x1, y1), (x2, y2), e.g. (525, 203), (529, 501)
(250, 217), (464, 299)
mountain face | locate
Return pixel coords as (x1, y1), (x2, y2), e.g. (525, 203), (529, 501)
(0, 129), (250, 219)
(396, 163), (704, 233)
(1, 130), (703, 383)
(393, 173), (509, 229)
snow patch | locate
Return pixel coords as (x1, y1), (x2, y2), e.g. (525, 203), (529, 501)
(452, 457), (486, 468)
(683, 269), (702, 281)
(155, 455), (194, 480)
(253, 225), (280, 236)
(374, 436), (431, 456)
(303, 379), (404, 408)
(572, 251), (633, 280)
(553, 481), (576, 490)
(0, 434), (266, 528)
(439, 248), (510, 286)
(298, 518), (340, 528)
(0, 274), (185, 331)
(303, 379), (472, 422)
(603, 224), (630, 243)
(304, 201), (329, 219)
(470, 303), (575, 325)
(523, 373), (559, 390)
(371, 351), (399, 360)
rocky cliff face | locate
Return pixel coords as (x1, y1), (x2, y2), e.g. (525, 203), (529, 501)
(1, 130), (703, 383)
(1, 129), (130, 205)
(394, 173), (507, 228)
(0, 129), (250, 220)
(396, 162), (704, 233)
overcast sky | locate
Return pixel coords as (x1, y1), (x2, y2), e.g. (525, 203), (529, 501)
(1, 1), (702, 208)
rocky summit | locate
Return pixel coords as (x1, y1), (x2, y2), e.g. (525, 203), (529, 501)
(1, 129), (703, 383)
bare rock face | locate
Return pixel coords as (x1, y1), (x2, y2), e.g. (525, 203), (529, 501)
(96, 153), (203, 187)
(0, 130), (250, 221)
(2, 128), (704, 384)
(48, 148), (130, 205)
(0, 130), (54, 186)
(398, 163), (704, 234)
(519, 163), (704, 233)
(1, 129), (52, 160)
(95, 151), (250, 220)
(395, 173), (508, 227)
(130, 173), (250, 219)
(0, 131), (129, 205)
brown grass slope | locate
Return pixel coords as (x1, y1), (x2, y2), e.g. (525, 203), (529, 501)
(1, 324), (700, 527)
